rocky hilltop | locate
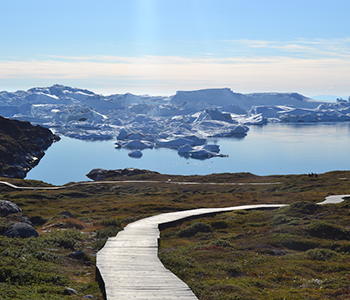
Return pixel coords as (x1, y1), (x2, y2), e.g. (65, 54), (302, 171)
(86, 168), (160, 181)
(0, 116), (60, 178)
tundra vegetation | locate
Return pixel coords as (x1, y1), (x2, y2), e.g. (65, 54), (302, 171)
(0, 171), (349, 299)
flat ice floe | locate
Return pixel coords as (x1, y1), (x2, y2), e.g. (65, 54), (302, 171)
(1, 84), (349, 160)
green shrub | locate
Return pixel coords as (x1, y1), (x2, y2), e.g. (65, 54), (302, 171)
(280, 201), (317, 217)
(0, 283), (66, 300)
(158, 252), (202, 280)
(96, 226), (121, 239)
(307, 220), (350, 240)
(305, 248), (340, 261)
(0, 221), (12, 234)
(92, 238), (107, 251)
(211, 238), (233, 248)
(178, 222), (211, 238)
(1, 247), (60, 262)
(100, 218), (122, 227)
(0, 266), (68, 285)
(226, 263), (243, 277)
(33, 251), (61, 263)
(43, 229), (85, 250)
(211, 220), (228, 229)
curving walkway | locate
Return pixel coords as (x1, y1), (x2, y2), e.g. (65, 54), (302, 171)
(317, 194), (348, 205)
(96, 204), (287, 300)
(0, 180), (281, 190)
(1, 179), (348, 299)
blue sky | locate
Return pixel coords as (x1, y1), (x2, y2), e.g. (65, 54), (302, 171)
(1, 0), (350, 97)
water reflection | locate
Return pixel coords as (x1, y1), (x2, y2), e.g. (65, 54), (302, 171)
(27, 122), (350, 185)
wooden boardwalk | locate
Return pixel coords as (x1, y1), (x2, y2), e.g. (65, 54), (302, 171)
(0, 179), (346, 299)
(96, 204), (287, 300)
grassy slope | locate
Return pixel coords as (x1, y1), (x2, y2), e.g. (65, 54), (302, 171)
(0, 171), (349, 299)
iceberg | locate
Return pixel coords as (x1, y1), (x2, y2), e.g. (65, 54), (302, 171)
(178, 143), (227, 159)
(115, 140), (153, 150)
(178, 144), (194, 156)
(155, 136), (206, 148)
(193, 120), (249, 137)
(1, 84), (349, 160)
(128, 150), (143, 158)
(189, 149), (227, 159)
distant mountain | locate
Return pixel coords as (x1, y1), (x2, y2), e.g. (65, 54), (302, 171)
(0, 116), (60, 178)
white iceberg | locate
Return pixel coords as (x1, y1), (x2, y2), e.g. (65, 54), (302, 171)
(193, 120), (249, 137)
(203, 144), (220, 153)
(178, 143), (225, 159)
(2, 84), (350, 160)
(155, 136), (206, 148)
(189, 149), (227, 159)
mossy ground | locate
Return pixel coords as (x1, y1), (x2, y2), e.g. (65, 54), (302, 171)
(0, 171), (350, 299)
(159, 202), (350, 299)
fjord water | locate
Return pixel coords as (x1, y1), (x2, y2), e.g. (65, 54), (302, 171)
(26, 122), (350, 185)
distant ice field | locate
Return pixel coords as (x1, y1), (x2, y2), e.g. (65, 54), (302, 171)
(26, 122), (350, 185)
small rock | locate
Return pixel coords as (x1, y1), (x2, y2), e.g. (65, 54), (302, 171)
(68, 250), (85, 260)
(4, 222), (39, 238)
(64, 287), (78, 295)
(83, 295), (94, 299)
(21, 215), (33, 225)
(30, 215), (47, 226)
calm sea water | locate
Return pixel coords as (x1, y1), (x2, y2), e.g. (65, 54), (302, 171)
(26, 122), (350, 185)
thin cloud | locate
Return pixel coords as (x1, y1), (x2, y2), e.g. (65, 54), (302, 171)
(233, 38), (350, 59)
(0, 50), (350, 95)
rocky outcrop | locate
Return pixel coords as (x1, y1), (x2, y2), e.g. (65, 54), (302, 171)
(86, 168), (160, 181)
(0, 199), (39, 238)
(0, 115), (60, 178)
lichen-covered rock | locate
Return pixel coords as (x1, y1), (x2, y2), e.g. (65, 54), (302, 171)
(4, 222), (39, 238)
(0, 200), (22, 217)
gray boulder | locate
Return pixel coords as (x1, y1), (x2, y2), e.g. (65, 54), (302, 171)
(68, 250), (85, 260)
(5, 222), (39, 238)
(0, 200), (22, 217)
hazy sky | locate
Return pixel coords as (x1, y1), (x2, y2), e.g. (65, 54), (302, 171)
(1, 0), (350, 97)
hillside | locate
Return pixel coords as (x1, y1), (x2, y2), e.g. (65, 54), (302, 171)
(0, 171), (349, 299)
(0, 116), (60, 178)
